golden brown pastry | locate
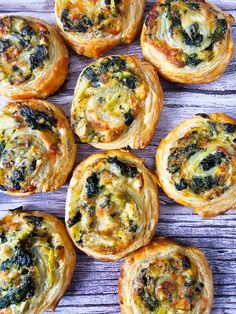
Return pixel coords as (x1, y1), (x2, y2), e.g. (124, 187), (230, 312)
(0, 209), (76, 314)
(71, 55), (163, 150)
(0, 16), (68, 99)
(119, 237), (213, 314)
(141, 0), (234, 83)
(55, 0), (146, 58)
(156, 113), (236, 218)
(65, 150), (159, 261)
(0, 99), (76, 197)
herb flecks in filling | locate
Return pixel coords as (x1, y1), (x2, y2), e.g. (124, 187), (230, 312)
(0, 16), (50, 86)
(145, 0), (229, 68)
(167, 118), (235, 199)
(135, 253), (204, 312)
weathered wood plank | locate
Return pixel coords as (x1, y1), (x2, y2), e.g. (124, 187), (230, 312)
(0, 0), (236, 313)
(0, 0), (235, 13)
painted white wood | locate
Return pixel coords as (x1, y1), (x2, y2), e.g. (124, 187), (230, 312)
(0, 0), (235, 313)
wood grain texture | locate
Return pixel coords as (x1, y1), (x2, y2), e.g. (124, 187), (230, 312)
(0, 0), (236, 313)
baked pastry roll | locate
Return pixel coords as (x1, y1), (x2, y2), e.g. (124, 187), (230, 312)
(156, 113), (236, 218)
(119, 238), (213, 314)
(71, 55), (163, 149)
(0, 99), (76, 196)
(0, 209), (76, 314)
(65, 150), (159, 261)
(0, 16), (68, 99)
(141, 0), (234, 83)
(55, 0), (146, 58)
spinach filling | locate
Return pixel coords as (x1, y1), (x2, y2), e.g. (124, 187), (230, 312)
(124, 109), (134, 126)
(83, 67), (101, 88)
(182, 255), (191, 269)
(138, 288), (159, 311)
(23, 216), (43, 227)
(167, 122), (233, 195)
(168, 143), (200, 174)
(189, 176), (220, 194)
(224, 123), (236, 133)
(21, 25), (36, 37)
(0, 141), (5, 156)
(119, 75), (137, 89)
(85, 172), (99, 198)
(107, 156), (138, 178)
(182, 0), (200, 10)
(166, 4), (203, 47)
(29, 44), (48, 71)
(0, 246), (32, 271)
(61, 9), (93, 33)
(100, 56), (126, 73)
(136, 254), (204, 311)
(10, 169), (25, 190)
(9, 65), (32, 84)
(0, 232), (7, 244)
(129, 221), (138, 233)
(76, 230), (85, 245)
(83, 56), (138, 90)
(200, 152), (226, 171)
(211, 19), (228, 46)
(164, 2), (228, 66)
(0, 39), (10, 53)
(0, 275), (35, 309)
(19, 105), (57, 131)
(68, 211), (82, 228)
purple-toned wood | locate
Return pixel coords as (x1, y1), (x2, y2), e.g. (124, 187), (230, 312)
(0, 0), (235, 313)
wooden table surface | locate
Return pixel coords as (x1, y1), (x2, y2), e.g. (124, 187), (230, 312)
(0, 0), (236, 313)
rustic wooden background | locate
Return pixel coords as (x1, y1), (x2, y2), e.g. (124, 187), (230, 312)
(0, 0), (235, 313)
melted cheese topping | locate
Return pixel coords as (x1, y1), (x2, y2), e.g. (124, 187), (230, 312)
(0, 100), (75, 195)
(133, 252), (205, 313)
(144, 0), (230, 68)
(59, 0), (127, 39)
(0, 16), (52, 86)
(66, 150), (159, 260)
(72, 55), (147, 144)
(167, 114), (236, 201)
(0, 211), (73, 314)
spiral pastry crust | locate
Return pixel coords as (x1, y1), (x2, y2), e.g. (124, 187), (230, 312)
(141, 0), (234, 83)
(0, 209), (76, 314)
(0, 99), (76, 197)
(119, 238), (213, 314)
(55, 0), (146, 58)
(156, 113), (236, 217)
(65, 150), (159, 261)
(0, 16), (68, 99)
(72, 55), (163, 150)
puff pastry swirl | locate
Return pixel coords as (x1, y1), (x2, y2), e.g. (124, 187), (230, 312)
(55, 0), (146, 58)
(0, 99), (76, 196)
(65, 150), (159, 261)
(0, 209), (76, 314)
(141, 0), (234, 83)
(119, 237), (213, 314)
(72, 55), (163, 150)
(0, 16), (68, 99)
(156, 113), (236, 218)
